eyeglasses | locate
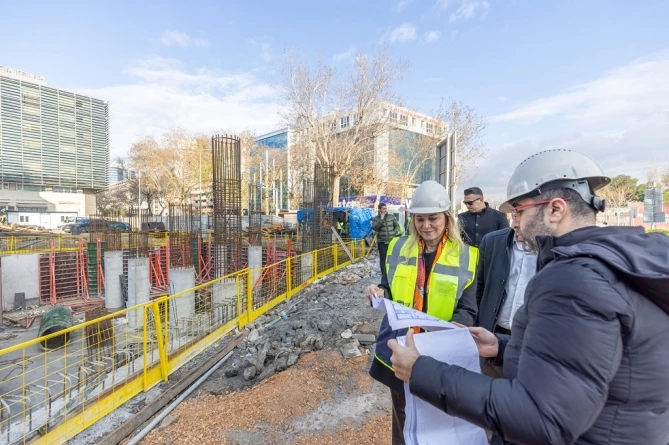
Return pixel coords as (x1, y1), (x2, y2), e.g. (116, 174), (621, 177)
(511, 198), (571, 217)
(463, 198), (481, 206)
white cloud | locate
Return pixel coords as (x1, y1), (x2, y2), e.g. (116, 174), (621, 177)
(333, 46), (356, 63)
(383, 23), (417, 43)
(492, 51), (669, 125)
(425, 30), (441, 43)
(393, 0), (412, 12)
(443, 0), (490, 22)
(160, 30), (210, 48)
(468, 50), (669, 199)
(73, 57), (282, 158)
(260, 43), (271, 62)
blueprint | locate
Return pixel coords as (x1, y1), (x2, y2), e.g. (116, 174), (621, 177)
(372, 297), (459, 331)
(399, 329), (488, 445)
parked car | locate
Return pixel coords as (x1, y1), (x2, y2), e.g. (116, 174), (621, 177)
(107, 221), (130, 232)
(61, 218), (90, 234)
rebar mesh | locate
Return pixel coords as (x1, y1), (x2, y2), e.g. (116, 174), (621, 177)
(301, 179), (315, 252)
(248, 183), (262, 247)
(168, 204), (194, 268)
(211, 134), (243, 277)
(313, 164), (334, 250)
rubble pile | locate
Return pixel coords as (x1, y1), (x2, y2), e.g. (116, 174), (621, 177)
(204, 258), (384, 394)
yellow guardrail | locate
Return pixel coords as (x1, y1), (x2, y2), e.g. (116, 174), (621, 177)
(0, 239), (366, 444)
(0, 233), (169, 256)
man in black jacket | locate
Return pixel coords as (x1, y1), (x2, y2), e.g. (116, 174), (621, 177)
(459, 187), (509, 247)
(388, 149), (669, 445)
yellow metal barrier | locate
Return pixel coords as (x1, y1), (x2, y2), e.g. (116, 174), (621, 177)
(0, 239), (366, 444)
(0, 232), (169, 256)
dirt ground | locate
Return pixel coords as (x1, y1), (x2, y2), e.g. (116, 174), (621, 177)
(139, 350), (392, 445)
(135, 255), (393, 445)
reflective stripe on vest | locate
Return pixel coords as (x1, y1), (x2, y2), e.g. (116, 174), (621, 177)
(385, 236), (410, 289)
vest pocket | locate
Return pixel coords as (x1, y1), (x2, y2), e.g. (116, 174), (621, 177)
(428, 274), (458, 319)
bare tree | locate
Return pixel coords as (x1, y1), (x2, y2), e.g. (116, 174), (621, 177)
(387, 127), (445, 202)
(438, 99), (488, 186)
(280, 46), (408, 205)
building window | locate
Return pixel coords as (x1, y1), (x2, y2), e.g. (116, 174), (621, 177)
(426, 123), (434, 133)
(340, 116), (349, 129)
(399, 114), (408, 126)
(20, 216), (29, 223)
(420, 120), (425, 129)
(15, 184), (23, 191)
(353, 113), (359, 125)
(23, 185), (46, 192)
(389, 111), (398, 121)
(412, 117), (416, 126)
(0, 183), (8, 190)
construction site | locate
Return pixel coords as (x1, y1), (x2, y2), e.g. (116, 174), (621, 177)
(0, 133), (394, 445)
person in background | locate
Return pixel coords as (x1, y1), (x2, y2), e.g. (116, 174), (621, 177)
(459, 187), (509, 247)
(475, 211), (536, 377)
(388, 149), (669, 445)
(372, 203), (400, 287)
(366, 180), (479, 445)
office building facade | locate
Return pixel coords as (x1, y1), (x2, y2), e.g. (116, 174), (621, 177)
(0, 67), (109, 215)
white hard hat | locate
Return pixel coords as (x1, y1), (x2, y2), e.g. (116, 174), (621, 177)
(499, 149), (610, 213)
(409, 180), (451, 214)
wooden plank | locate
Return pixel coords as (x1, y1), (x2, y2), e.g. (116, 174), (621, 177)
(99, 329), (249, 445)
(330, 227), (354, 263)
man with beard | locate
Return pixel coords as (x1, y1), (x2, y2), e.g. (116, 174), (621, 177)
(387, 149), (669, 445)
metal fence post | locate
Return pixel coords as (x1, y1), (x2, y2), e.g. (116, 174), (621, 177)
(151, 301), (169, 382)
(246, 268), (253, 323)
(286, 257), (293, 298)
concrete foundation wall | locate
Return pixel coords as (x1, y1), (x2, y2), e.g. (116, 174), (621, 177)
(104, 251), (124, 310)
(1, 254), (40, 311)
(169, 267), (196, 329)
(127, 258), (150, 329)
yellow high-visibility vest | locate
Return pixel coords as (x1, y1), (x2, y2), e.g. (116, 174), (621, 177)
(386, 236), (478, 321)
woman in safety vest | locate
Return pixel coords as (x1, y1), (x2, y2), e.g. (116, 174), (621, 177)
(366, 180), (479, 445)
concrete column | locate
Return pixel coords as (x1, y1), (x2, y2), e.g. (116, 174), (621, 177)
(248, 246), (262, 288)
(301, 253), (313, 283)
(127, 258), (150, 329)
(213, 278), (237, 323)
(169, 267), (196, 330)
(104, 251), (124, 310)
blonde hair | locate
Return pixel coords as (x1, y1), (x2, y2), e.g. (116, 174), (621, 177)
(405, 211), (465, 255)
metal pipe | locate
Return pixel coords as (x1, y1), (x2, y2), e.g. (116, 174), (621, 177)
(127, 351), (234, 445)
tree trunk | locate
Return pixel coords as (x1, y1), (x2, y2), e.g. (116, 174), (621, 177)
(332, 175), (341, 207)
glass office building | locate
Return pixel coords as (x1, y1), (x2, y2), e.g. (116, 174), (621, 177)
(0, 71), (109, 191)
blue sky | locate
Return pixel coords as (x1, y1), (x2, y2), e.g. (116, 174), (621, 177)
(1, 0), (668, 198)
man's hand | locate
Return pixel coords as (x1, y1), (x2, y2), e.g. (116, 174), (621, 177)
(453, 323), (499, 358)
(366, 285), (383, 303)
(388, 330), (421, 383)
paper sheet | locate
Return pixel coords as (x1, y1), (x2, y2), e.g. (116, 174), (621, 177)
(399, 329), (488, 445)
(372, 297), (459, 331)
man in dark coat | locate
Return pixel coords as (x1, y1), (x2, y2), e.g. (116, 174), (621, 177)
(475, 211), (537, 377)
(388, 149), (669, 445)
(459, 187), (509, 247)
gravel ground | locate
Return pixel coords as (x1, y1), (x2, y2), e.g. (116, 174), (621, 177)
(72, 254), (390, 444)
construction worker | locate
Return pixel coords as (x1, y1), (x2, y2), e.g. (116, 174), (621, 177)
(388, 150), (669, 445)
(366, 180), (479, 445)
(371, 203), (401, 287)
